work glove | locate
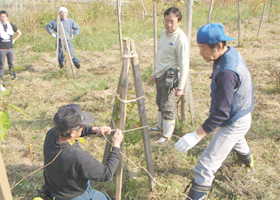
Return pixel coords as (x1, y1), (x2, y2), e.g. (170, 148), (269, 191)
(12, 40), (15, 44)
(174, 131), (201, 153)
(52, 33), (56, 38)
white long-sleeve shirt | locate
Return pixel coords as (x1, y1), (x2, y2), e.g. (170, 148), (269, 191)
(153, 27), (189, 90)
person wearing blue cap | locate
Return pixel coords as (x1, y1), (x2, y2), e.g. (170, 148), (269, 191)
(174, 23), (254, 200)
(151, 7), (189, 143)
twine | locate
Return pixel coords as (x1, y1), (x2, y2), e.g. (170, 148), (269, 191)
(116, 93), (144, 103)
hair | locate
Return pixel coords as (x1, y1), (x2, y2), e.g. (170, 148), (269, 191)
(55, 125), (80, 137)
(208, 41), (227, 49)
(164, 7), (182, 21)
(0, 10), (8, 17)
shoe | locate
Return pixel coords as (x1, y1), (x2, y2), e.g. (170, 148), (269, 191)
(59, 64), (64, 68)
(151, 127), (162, 132)
(156, 136), (171, 143)
(0, 86), (6, 91)
(245, 154), (255, 173)
(236, 152), (255, 173)
(74, 62), (81, 69)
(12, 76), (18, 80)
(186, 182), (210, 200)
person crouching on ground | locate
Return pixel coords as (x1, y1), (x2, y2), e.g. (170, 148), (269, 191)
(175, 23), (254, 200)
(43, 104), (123, 200)
(46, 7), (81, 69)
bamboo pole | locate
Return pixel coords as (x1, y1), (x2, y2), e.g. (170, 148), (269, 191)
(257, 0), (268, 39)
(238, 0), (242, 47)
(56, 16), (60, 68)
(140, 0), (148, 16)
(181, 0), (195, 126)
(117, 0), (123, 57)
(0, 152), (13, 200)
(115, 38), (130, 200)
(268, 0), (274, 21)
(207, 0), (214, 23)
(130, 39), (155, 191)
(60, 22), (76, 78)
(153, 0), (157, 66)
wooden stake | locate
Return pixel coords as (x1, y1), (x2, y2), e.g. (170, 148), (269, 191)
(102, 65), (124, 164)
(117, 0), (123, 57)
(60, 22), (76, 78)
(182, 0), (195, 126)
(140, 0), (148, 16)
(115, 38), (130, 200)
(0, 152), (13, 200)
(56, 16), (60, 68)
(130, 39), (155, 191)
(153, 0), (157, 66)
(276, 0), (279, 19)
(207, 0), (214, 24)
(257, 0), (268, 39)
(238, 0), (242, 47)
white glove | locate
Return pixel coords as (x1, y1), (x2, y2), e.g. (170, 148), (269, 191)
(12, 40), (15, 44)
(174, 131), (201, 153)
(51, 33), (56, 38)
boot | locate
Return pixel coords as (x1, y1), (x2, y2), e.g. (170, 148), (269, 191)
(237, 152), (255, 173)
(186, 182), (210, 200)
(151, 112), (163, 132)
(156, 119), (175, 143)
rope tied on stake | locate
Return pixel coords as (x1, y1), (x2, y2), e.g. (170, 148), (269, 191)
(123, 50), (138, 59)
(116, 93), (144, 103)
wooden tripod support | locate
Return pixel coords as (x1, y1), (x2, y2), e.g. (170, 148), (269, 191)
(55, 17), (76, 78)
(102, 38), (155, 200)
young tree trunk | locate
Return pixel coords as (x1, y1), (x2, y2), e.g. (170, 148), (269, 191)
(257, 0), (268, 39)
(207, 0), (215, 23)
(238, 0), (242, 47)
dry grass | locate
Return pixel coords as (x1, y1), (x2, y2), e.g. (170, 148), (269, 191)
(0, 1), (280, 200)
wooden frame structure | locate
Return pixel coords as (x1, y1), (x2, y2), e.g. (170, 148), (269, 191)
(56, 17), (76, 78)
(103, 38), (155, 200)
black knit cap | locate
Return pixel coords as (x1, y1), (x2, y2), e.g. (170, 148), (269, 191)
(53, 104), (94, 130)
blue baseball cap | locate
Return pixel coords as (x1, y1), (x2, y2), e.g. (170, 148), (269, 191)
(197, 23), (235, 44)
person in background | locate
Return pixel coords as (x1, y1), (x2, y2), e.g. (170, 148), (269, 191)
(46, 7), (81, 69)
(0, 10), (22, 91)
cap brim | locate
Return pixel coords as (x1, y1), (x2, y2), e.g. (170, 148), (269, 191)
(222, 36), (235, 41)
(81, 111), (95, 126)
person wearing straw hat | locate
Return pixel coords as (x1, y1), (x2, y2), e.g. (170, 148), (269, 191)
(175, 23), (255, 200)
(151, 7), (189, 143)
(0, 10), (22, 91)
(41, 104), (123, 200)
(46, 7), (81, 69)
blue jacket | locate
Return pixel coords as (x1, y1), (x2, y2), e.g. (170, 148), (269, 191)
(46, 18), (80, 41)
(210, 47), (254, 126)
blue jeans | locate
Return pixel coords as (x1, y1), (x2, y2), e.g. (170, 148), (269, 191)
(51, 181), (111, 200)
(58, 39), (79, 66)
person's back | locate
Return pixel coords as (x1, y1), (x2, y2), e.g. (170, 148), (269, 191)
(43, 104), (123, 200)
